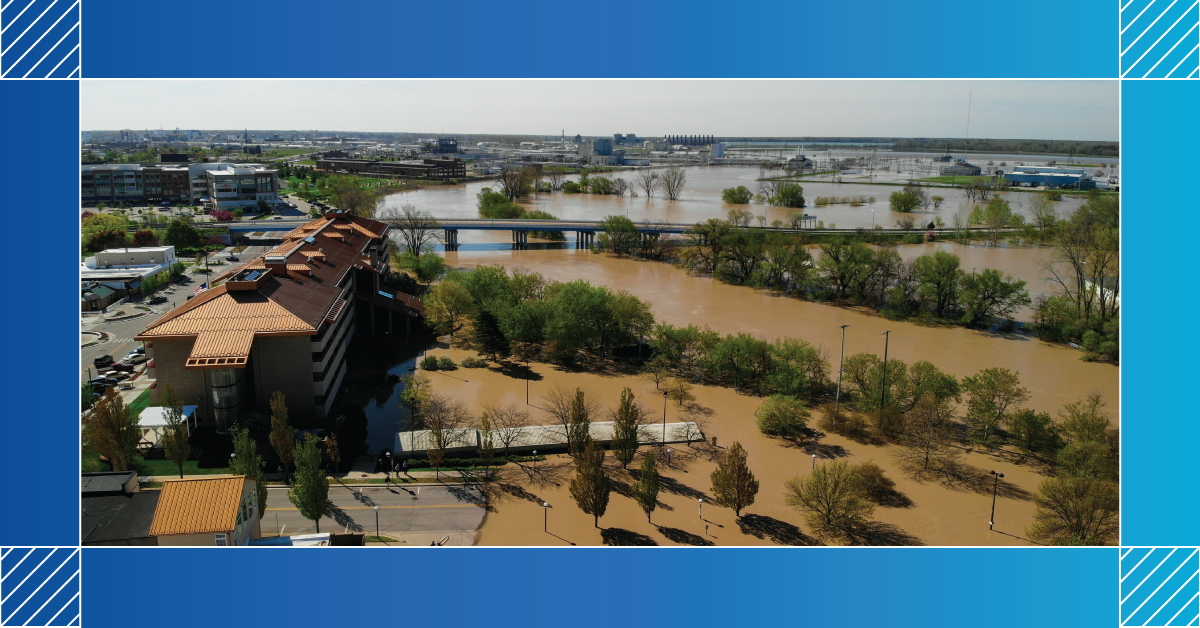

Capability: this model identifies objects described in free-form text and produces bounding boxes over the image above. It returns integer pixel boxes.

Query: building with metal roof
[149,476,260,546]
[136,212,424,432]
[1002,166,1097,190]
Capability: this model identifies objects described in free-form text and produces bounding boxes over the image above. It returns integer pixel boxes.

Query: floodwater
[378,165,1093,232]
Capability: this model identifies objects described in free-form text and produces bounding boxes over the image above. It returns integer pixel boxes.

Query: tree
[330,178,377,217]
[1008,409,1064,461]
[930,195,945,209]
[481,403,530,457]
[159,385,191,478]
[767,183,805,208]
[132,229,157,247]
[424,393,472,479]
[472,309,510,360]
[913,251,963,318]
[545,167,567,192]
[754,394,809,439]
[897,393,959,470]
[660,166,687,200]
[425,280,474,336]
[380,203,441,261]
[567,388,594,458]
[980,197,1015,246]
[611,387,645,469]
[1027,477,1118,545]
[287,435,329,533]
[569,442,611,528]
[83,388,140,472]
[637,170,659,198]
[889,189,922,213]
[959,269,1030,328]
[633,451,661,523]
[230,428,267,518]
[1057,393,1111,444]
[497,165,536,201]
[268,391,296,478]
[163,219,201,249]
[962,368,1029,442]
[600,215,639,257]
[722,186,753,204]
[399,371,432,433]
[710,441,759,517]
[784,460,875,541]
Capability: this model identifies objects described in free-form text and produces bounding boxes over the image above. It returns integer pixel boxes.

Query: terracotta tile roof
[149,476,248,536]
[139,291,315,338]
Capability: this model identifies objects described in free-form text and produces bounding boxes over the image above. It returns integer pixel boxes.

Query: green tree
[287,435,329,532]
[472,309,510,360]
[710,441,759,517]
[163,219,201,249]
[767,182,805,208]
[268,392,296,478]
[159,385,191,478]
[980,197,1015,246]
[962,368,1029,442]
[611,388,643,469]
[83,388,140,472]
[754,394,809,438]
[1057,393,1111,444]
[784,459,875,541]
[600,215,639,257]
[568,388,594,458]
[425,280,474,337]
[569,442,611,528]
[766,337,829,400]
[898,393,959,471]
[1008,409,1064,461]
[722,186,753,204]
[633,450,661,523]
[913,251,963,318]
[230,428,267,519]
[1027,477,1118,546]
[889,189,921,213]
[959,269,1031,328]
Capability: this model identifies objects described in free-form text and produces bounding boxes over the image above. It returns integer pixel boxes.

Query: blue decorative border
[2,1,1197,626]
[1,548,80,627]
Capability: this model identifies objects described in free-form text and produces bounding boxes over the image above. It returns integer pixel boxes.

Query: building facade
[137,213,423,430]
[314,157,466,180]
[82,162,278,207]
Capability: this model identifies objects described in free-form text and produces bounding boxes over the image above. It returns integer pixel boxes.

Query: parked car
[148,296,167,304]
[88,377,119,391]
[227,255,240,262]
[129,347,145,355]
[123,354,147,365]
[271,215,283,220]
[93,355,114,368]
[100,370,128,381]
[118,382,135,390]
[111,362,135,372]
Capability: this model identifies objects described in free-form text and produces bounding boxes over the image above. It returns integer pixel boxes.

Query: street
[263,484,488,545]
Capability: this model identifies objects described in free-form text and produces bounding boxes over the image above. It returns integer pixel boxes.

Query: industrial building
[578,138,614,157]
[940,161,982,176]
[136,212,424,431]
[1003,166,1097,190]
[315,157,466,180]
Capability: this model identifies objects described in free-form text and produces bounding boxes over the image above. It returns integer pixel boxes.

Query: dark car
[88,377,119,391]
[111,362,135,372]
[93,355,114,368]
[148,296,167,304]
[227,255,240,262]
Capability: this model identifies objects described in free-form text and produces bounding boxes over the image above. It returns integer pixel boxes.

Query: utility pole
[880,330,892,410]
[835,325,849,413]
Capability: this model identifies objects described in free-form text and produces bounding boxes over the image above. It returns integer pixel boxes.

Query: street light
[836,324,849,413]
[532,450,537,474]
[812,454,817,470]
[989,471,1004,530]
[374,505,380,539]
[666,448,673,466]
[543,502,550,532]
[662,390,669,446]
[880,330,892,410]
[698,498,704,520]
[385,451,392,483]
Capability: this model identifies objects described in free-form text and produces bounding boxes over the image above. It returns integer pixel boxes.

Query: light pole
[662,390,668,446]
[989,471,1004,530]
[666,448,673,467]
[812,454,817,470]
[526,378,529,405]
[698,498,704,520]
[543,502,550,532]
[385,452,391,484]
[880,330,892,410]
[374,505,380,539]
[532,450,537,474]
[836,324,849,413]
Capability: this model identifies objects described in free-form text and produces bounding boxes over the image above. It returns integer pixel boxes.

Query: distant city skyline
[82,80,1118,141]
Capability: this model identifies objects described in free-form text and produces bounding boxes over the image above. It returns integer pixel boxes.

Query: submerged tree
[633,450,661,524]
[710,441,759,517]
[569,442,611,528]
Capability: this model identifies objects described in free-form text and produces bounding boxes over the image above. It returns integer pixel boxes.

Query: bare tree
[425,393,474,479]
[497,165,536,201]
[612,177,629,197]
[481,402,531,457]
[897,393,959,471]
[379,203,441,261]
[660,166,687,200]
[637,170,659,198]
[541,384,602,454]
[544,167,567,192]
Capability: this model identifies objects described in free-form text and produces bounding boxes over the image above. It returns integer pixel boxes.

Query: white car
[122,354,147,365]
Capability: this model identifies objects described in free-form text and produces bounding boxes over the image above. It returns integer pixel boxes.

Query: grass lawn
[127,391,152,420]
[82,448,232,477]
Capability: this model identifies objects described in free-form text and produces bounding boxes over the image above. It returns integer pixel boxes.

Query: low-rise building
[940,161,983,176]
[81,246,178,303]
[314,157,466,180]
[149,476,261,546]
[136,213,423,430]
[82,471,159,546]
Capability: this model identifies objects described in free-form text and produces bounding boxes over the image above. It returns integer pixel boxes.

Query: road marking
[266,503,486,511]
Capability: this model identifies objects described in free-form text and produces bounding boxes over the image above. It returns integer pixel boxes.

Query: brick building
[315,157,466,180]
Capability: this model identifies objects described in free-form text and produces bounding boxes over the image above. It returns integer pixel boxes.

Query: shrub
[722,186,753,204]
[755,394,809,438]
[461,356,488,368]
[211,210,234,222]
[855,461,897,504]
[420,356,440,370]
[437,356,457,370]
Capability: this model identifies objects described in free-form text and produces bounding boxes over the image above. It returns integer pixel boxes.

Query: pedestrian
[402,460,408,476]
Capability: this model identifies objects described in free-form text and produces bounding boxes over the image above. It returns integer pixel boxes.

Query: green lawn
[136,459,232,477]
[127,391,152,420]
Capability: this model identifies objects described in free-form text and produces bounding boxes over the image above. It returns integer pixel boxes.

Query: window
[214,534,228,546]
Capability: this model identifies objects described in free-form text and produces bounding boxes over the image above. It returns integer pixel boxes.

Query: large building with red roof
[136,212,424,431]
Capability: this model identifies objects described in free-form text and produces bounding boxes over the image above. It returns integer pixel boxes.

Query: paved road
[263,484,488,544]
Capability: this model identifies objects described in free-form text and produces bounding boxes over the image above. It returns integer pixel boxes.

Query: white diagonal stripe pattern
[1121,547,1200,627]
[1120,0,1200,78]
[0,0,81,79]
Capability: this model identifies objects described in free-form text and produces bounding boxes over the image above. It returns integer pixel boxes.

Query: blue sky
[81,80,1118,141]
